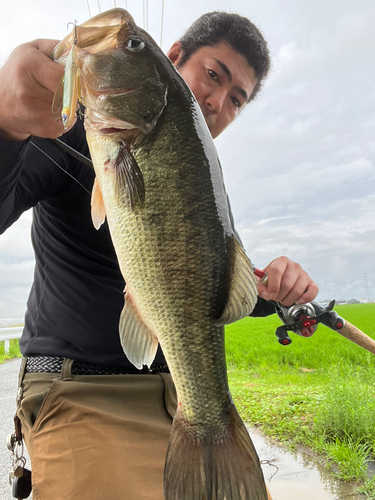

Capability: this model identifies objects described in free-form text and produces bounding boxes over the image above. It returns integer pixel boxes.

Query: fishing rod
[51,138,93,168]
[253,267,375,355]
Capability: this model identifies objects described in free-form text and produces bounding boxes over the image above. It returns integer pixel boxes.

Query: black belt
[25,356,169,375]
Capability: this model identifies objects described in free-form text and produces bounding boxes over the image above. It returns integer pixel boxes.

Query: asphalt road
[0,358,29,500]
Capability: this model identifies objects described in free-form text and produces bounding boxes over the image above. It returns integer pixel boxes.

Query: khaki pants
[17,358,273,500]
[17,358,177,500]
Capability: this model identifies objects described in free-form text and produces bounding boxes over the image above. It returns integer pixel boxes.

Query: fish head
[80,19,168,135]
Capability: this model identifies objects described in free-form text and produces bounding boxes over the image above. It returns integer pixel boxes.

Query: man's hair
[177,11,271,102]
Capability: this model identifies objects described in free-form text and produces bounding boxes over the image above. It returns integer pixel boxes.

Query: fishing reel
[273,299,345,345]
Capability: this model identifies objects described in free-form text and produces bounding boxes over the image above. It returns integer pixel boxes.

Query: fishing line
[30,141,92,196]
[160,0,165,47]
[146,0,149,31]
[86,0,92,17]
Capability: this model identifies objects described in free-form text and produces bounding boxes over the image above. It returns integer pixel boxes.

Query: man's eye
[231,96,241,108]
[208,70,218,81]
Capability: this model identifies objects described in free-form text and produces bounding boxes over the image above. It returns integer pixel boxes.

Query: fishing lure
[61,22,82,130]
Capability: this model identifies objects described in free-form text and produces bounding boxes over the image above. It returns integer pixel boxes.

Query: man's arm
[250,297,276,317]
[0,39,68,142]
[0,39,76,232]
[0,135,31,232]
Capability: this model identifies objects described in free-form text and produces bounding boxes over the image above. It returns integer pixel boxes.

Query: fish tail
[164,405,268,500]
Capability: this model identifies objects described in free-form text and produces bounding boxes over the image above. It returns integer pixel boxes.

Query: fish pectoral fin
[114,142,145,210]
[119,290,158,370]
[91,177,106,229]
[216,237,258,325]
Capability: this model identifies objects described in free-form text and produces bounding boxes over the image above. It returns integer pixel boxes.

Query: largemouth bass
[54,9,268,500]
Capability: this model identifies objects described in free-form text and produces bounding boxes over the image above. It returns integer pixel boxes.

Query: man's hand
[257,256,319,306]
[0,39,71,141]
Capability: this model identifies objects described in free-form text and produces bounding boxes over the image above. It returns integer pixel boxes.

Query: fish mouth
[84,108,138,133]
[100,127,128,134]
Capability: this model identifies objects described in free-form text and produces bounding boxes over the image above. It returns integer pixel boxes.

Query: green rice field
[226,303,375,372]
[226,303,375,492]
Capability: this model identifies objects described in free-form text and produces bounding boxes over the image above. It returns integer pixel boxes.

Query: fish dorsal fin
[91,177,106,229]
[217,237,258,325]
[115,142,145,210]
[119,287,158,369]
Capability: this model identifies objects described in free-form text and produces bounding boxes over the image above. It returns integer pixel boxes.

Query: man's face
[167,41,258,139]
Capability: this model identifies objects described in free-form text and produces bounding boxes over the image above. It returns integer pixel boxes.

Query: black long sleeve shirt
[0,120,275,367]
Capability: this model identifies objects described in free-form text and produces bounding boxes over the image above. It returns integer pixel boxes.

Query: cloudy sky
[0,0,374,319]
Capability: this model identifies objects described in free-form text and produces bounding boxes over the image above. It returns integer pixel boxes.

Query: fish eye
[125,37,145,52]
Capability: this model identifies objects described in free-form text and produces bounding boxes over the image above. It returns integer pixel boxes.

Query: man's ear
[167,41,183,66]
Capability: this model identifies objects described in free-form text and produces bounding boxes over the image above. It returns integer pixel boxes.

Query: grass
[357,477,375,499]
[226,303,375,492]
[314,371,375,449]
[0,338,22,363]
[323,437,369,481]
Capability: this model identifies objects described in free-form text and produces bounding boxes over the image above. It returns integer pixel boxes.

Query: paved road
[0,358,29,500]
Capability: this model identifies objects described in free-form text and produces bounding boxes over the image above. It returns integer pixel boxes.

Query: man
[0,11,318,500]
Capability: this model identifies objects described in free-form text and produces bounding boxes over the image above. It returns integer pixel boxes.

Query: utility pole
[364,272,372,303]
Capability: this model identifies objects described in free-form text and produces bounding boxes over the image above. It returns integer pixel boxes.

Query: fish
[54,9,268,500]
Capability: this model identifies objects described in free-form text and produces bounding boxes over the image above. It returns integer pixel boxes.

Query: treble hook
[67,20,79,45]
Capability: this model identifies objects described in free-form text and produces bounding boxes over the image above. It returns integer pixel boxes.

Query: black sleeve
[250,297,276,317]
[0,121,88,235]
[0,135,31,233]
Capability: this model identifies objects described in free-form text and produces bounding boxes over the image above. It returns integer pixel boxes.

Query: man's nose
[204,91,225,114]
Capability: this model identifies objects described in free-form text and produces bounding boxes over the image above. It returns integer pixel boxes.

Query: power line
[160,0,165,47]
[145,0,149,31]
[86,0,92,17]
[364,272,372,303]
